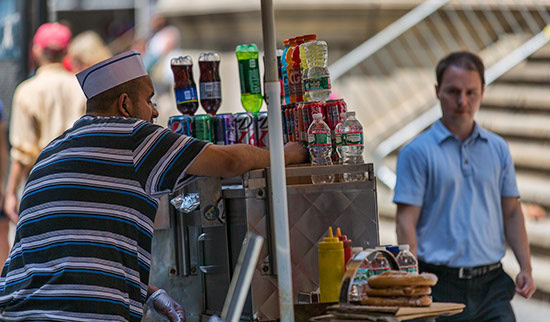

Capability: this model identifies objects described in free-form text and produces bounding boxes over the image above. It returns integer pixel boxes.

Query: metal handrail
[328,0,450,81]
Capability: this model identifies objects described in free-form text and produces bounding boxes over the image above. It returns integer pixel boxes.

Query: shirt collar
[432,119,488,144]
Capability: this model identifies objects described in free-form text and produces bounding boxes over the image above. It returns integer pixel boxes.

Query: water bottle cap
[303,34,317,41]
[313,113,322,119]
[399,244,410,251]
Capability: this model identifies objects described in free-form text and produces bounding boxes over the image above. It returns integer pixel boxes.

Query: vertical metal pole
[260,1,295,321]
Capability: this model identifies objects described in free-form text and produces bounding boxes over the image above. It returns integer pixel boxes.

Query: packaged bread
[363,285,431,297]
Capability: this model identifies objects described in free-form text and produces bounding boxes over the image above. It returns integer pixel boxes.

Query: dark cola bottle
[171,56,199,115]
[199,52,222,115]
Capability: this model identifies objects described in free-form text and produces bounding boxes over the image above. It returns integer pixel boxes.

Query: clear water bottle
[305,40,331,102]
[307,113,334,184]
[396,244,418,274]
[341,111,366,182]
[333,112,347,182]
[368,248,391,277]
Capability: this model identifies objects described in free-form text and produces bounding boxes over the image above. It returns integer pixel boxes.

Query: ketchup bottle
[199,52,222,115]
[336,227,353,270]
[171,56,199,115]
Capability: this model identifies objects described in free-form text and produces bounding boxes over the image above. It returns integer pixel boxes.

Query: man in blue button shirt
[394,51,535,321]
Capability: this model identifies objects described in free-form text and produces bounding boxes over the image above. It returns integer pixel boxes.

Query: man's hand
[283,142,307,165]
[146,289,185,321]
[516,269,536,299]
[3,192,19,224]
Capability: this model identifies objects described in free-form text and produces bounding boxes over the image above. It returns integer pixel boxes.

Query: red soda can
[285,104,295,142]
[256,112,269,148]
[325,99,348,131]
[235,112,257,146]
[301,102,314,136]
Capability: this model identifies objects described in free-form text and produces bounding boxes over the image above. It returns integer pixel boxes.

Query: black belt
[419,260,502,280]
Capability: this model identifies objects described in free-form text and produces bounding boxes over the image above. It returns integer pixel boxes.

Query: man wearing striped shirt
[0,51,306,321]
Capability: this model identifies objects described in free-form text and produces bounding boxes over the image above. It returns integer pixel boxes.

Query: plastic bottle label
[308,132,332,147]
[400,266,418,274]
[238,59,261,95]
[305,76,331,92]
[353,268,369,284]
[368,266,390,277]
[343,132,363,146]
[290,69,303,99]
[175,87,198,104]
[335,134,343,146]
[200,82,221,99]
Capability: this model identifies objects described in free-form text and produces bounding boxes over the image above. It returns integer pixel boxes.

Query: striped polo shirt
[0,116,209,321]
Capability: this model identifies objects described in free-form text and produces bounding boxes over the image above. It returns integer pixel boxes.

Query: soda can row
[168,112,269,148]
[281,98,347,144]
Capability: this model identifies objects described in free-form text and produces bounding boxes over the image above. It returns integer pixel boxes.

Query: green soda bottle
[236,44,263,114]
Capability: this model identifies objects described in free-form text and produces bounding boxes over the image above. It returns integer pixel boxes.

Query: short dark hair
[436,51,485,87]
[86,77,144,113]
[42,48,66,63]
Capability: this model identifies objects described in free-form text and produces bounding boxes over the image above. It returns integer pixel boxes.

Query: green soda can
[192,114,214,142]
[236,44,263,115]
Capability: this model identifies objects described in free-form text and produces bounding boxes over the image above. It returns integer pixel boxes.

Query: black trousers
[419,261,516,322]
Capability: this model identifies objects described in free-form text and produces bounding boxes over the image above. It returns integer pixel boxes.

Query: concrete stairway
[376,43,550,301]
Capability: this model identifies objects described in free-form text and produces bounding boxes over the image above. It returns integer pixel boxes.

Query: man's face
[132,77,159,123]
[436,66,484,125]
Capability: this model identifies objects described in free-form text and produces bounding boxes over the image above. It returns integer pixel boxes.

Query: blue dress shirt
[393,119,519,267]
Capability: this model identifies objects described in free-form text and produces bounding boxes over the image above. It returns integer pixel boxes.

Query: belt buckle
[458,267,473,279]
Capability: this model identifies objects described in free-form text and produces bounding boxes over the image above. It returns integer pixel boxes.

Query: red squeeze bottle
[336,227,353,270]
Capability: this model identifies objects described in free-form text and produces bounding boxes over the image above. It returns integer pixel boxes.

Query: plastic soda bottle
[281,39,291,105]
[305,39,331,102]
[396,244,419,274]
[318,227,345,303]
[307,113,334,184]
[236,44,263,115]
[300,34,317,102]
[170,56,199,115]
[369,248,391,277]
[341,111,366,182]
[290,36,305,103]
[198,52,222,116]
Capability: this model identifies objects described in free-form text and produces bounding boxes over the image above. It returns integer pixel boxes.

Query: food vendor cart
[148,163,380,321]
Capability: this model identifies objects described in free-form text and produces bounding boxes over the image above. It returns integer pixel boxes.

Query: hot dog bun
[363,285,431,297]
[361,295,432,307]
[367,270,438,289]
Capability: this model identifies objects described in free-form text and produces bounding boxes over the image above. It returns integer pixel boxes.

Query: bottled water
[396,244,418,274]
[369,248,391,277]
[305,40,331,102]
[299,34,317,102]
[341,111,366,182]
[333,112,347,182]
[307,113,334,184]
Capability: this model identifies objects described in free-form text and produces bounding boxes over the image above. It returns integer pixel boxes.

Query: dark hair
[436,51,485,87]
[42,48,66,63]
[86,77,144,113]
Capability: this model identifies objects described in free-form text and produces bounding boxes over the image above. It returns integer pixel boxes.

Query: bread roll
[363,285,431,297]
[361,295,432,307]
[368,270,438,289]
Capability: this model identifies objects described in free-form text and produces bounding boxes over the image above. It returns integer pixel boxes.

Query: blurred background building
[1,0,550,319]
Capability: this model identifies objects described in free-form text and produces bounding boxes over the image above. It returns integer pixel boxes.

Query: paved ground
[512,296,550,321]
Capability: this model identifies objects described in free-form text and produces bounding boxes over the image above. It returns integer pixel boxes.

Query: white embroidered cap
[76,50,148,99]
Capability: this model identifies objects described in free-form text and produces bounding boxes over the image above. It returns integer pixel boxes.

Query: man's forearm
[0,123,7,186]
[504,205,532,272]
[5,160,30,195]
[396,221,418,257]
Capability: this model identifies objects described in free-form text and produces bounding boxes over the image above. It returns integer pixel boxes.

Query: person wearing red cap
[3,23,86,224]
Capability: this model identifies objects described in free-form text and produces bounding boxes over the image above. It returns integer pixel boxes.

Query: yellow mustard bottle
[318,226,345,302]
